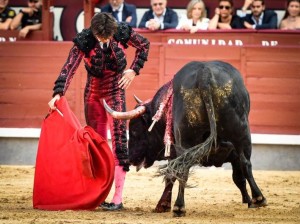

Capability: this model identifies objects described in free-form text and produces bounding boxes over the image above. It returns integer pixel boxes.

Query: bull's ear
[141,110,151,123]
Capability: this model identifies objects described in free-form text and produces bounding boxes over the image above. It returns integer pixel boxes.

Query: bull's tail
[160,66,217,182]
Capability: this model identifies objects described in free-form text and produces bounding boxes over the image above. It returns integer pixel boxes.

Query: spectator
[208,0,244,29]
[240,0,278,29]
[10,0,42,38]
[138,0,178,30]
[176,0,209,33]
[100,0,137,28]
[279,0,300,30]
[0,0,16,30]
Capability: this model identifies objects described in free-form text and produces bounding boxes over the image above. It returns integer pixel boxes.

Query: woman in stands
[279,0,300,30]
[208,0,245,29]
[176,0,209,33]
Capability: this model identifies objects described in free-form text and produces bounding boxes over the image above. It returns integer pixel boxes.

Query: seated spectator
[240,0,278,29]
[208,0,245,29]
[279,0,300,30]
[176,0,209,33]
[100,0,137,28]
[138,0,178,30]
[10,0,42,38]
[0,0,16,30]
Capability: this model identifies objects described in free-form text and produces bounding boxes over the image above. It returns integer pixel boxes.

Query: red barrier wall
[0,31,299,134]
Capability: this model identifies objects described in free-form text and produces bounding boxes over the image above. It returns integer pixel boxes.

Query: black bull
[104,61,267,217]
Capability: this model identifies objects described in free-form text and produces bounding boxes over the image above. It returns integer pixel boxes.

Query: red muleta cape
[33,96,114,210]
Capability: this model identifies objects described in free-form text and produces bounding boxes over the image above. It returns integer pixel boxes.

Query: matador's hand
[48,94,61,110]
[118,69,136,89]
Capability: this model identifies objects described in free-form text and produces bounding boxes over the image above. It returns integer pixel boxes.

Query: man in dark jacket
[240,0,277,29]
[138,0,178,30]
[100,0,137,28]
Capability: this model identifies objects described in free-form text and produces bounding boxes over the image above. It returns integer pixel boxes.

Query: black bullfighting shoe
[102,202,124,211]
[100,201,110,208]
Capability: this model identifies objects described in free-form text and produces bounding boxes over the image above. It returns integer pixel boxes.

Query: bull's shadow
[104,60,267,217]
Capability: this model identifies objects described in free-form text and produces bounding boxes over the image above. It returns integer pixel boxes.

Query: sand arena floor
[0,165,299,224]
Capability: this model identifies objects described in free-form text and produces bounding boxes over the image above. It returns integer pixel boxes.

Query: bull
[103,61,267,217]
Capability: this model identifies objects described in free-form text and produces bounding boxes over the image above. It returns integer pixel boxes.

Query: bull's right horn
[103,99,146,120]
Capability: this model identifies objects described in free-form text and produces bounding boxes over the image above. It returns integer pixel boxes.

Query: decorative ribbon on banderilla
[148,81,174,157]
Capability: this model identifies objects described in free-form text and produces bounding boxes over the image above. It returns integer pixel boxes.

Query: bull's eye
[130,131,137,137]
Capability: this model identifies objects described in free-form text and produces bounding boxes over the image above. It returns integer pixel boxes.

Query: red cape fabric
[33,97,114,210]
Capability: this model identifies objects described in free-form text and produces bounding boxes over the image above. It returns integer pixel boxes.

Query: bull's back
[173,61,249,112]
[174,61,245,90]
[172,60,250,143]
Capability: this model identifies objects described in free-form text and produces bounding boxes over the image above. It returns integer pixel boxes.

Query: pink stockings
[111,165,126,204]
[84,75,128,204]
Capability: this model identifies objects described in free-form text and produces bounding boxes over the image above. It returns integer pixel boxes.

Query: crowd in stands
[1,0,299,39]
[98,0,299,31]
[0,0,42,38]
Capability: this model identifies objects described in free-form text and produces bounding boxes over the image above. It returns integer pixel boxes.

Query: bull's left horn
[103,99,146,120]
[133,95,143,104]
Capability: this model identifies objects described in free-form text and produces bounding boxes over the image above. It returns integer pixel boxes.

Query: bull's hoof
[248,196,267,208]
[172,206,186,217]
[154,202,171,213]
[242,196,251,204]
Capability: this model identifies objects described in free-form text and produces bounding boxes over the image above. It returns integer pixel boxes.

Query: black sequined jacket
[52,22,150,97]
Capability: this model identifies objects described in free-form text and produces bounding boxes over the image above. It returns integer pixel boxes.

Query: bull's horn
[133,95,143,104]
[103,99,146,120]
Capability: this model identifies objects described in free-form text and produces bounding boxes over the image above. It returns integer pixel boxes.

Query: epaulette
[73,28,97,54]
[113,22,132,49]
